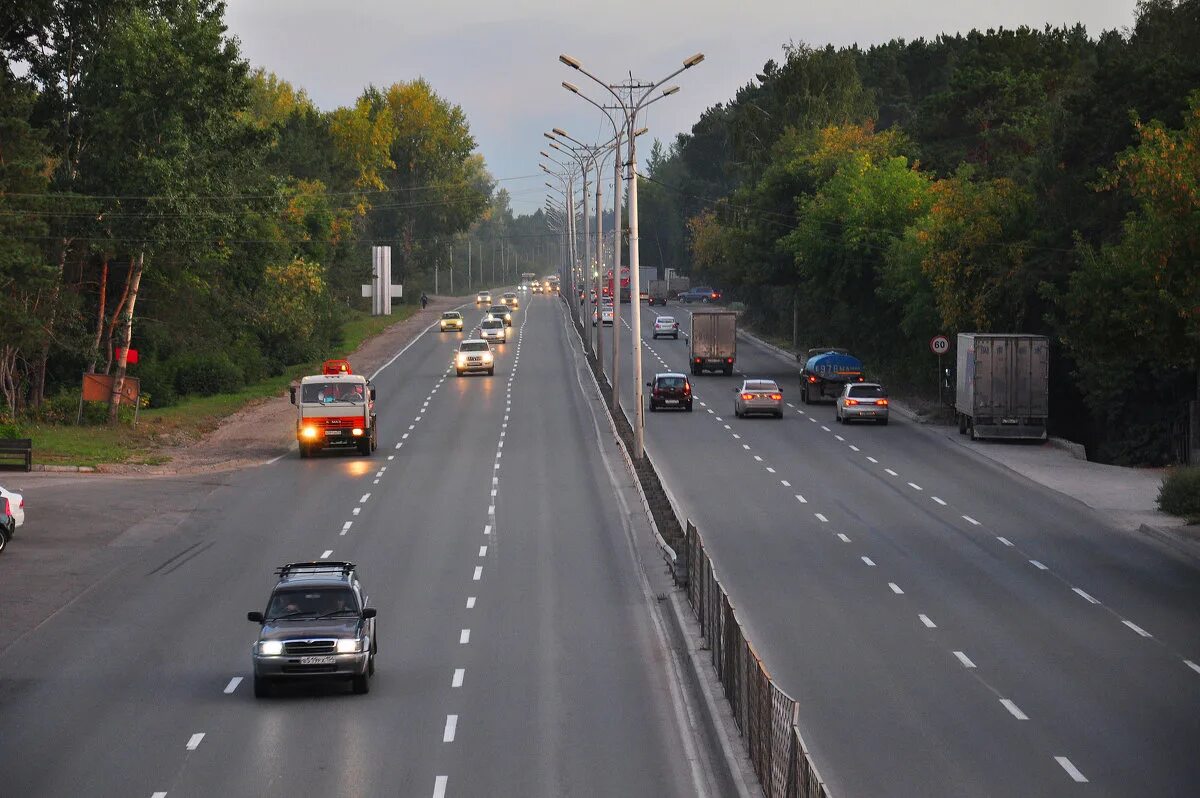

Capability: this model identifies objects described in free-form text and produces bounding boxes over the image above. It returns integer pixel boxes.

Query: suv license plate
[299,655,337,664]
[665,399,679,405]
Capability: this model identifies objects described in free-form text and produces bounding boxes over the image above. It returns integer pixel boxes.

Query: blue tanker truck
[799,347,865,404]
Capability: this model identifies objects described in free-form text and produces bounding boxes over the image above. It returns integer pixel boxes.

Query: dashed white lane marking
[809,417,817,423]
[867,456,878,463]
[186,733,205,750]
[849,445,860,452]
[1184,660,1200,676]
[352,507,361,516]
[742,444,751,450]
[953,651,977,669]
[707,409,714,414]
[402,433,409,439]
[360,493,371,503]
[1072,587,1099,604]
[889,583,904,595]
[473,566,483,581]
[490,489,497,497]
[962,515,981,525]
[795,494,807,503]
[488,505,495,515]
[415,416,423,422]
[723,424,731,430]
[834,434,844,441]
[732,433,741,439]
[919,614,936,629]
[781,480,791,487]
[753,455,763,462]
[766,466,776,473]
[786,402,795,408]
[884,468,898,476]
[932,496,946,505]
[388,455,394,461]
[484,524,492,535]
[907,482,922,491]
[223,677,242,694]
[433,775,449,797]
[320,550,332,559]
[1123,620,1152,638]
[1055,756,1088,783]
[443,714,458,742]
[814,513,829,523]
[152,793,168,798]
[373,479,380,485]
[498,440,504,448]
[395,442,402,449]
[478,546,487,557]
[408,424,415,431]
[459,629,470,644]
[715,416,723,422]
[452,669,465,688]
[837,533,851,543]
[1000,699,1029,720]
[341,521,352,534]
[862,556,876,567]
[997,536,1013,546]
[1030,560,1048,570]
[821,425,831,432]
[466,596,476,609]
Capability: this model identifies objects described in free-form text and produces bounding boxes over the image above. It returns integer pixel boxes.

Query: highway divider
[564,295,830,798]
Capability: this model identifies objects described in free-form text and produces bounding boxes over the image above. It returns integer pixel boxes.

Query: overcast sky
[224,0,1138,214]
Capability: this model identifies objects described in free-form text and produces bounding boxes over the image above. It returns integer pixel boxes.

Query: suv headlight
[336,638,363,654]
[258,640,283,656]
[482,352,493,363]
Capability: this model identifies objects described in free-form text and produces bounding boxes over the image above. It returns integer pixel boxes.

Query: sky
[223,0,1139,214]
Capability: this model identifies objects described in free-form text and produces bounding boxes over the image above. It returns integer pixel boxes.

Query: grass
[20,306,415,468]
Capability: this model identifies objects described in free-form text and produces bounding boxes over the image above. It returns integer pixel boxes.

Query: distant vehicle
[678,286,721,304]
[0,485,24,530]
[652,315,680,339]
[289,366,377,458]
[439,311,464,332]
[520,272,537,290]
[502,292,519,309]
[836,383,889,425]
[800,348,864,404]
[0,494,17,554]
[647,372,693,411]
[247,561,377,697]
[487,305,513,326]
[605,267,631,302]
[531,282,543,294]
[480,317,507,344]
[593,305,614,326]
[689,310,737,375]
[954,333,1049,440]
[475,292,492,306]
[456,339,495,376]
[734,379,783,418]
[647,281,671,306]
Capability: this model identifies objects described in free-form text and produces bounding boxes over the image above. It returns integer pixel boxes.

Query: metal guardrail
[685,520,831,798]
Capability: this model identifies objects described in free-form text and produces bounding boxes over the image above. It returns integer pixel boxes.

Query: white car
[455,339,495,376]
[593,305,614,326]
[652,316,679,339]
[0,485,24,528]
[480,317,507,344]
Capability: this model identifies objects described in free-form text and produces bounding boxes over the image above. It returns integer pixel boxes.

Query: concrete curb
[1049,437,1088,461]
[1137,522,1200,561]
[31,464,96,473]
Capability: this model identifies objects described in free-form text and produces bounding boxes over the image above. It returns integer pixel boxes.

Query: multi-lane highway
[0,295,707,798]
[591,297,1200,797]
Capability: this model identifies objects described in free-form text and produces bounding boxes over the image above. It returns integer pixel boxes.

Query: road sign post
[930,335,950,406]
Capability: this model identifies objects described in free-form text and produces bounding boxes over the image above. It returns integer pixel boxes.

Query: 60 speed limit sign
[929,335,950,355]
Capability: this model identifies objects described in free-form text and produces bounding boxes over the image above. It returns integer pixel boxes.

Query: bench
[0,438,32,471]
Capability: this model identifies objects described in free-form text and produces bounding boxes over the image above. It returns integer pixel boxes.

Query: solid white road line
[443,715,458,742]
[919,614,936,629]
[814,513,829,523]
[186,733,205,750]
[1055,756,1088,783]
[1030,560,1048,570]
[962,515,981,525]
[223,677,242,694]
[433,775,449,798]
[459,629,470,644]
[473,566,483,581]
[889,583,904,595]
[795,494,807,503]
[1073,587,1100,604]
[1123,620,1152,638]
[837,533,851,543]
[452,669,465,688]
[996,536,1013,546]
[862,556,876,566]
[466,596,476,609]
[932,496,947,505]
[953,651,976,669]
[320,550,332,559]
[1000,699,1029,720]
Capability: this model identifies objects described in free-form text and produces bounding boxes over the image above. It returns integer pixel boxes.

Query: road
[0,295,704,798]
[588,296,1200,797]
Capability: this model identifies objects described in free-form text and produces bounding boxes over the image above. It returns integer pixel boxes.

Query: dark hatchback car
[647,372,693,412]
[247,561,377,697]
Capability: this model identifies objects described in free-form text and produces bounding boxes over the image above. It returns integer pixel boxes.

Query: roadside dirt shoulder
[98,295,471,476]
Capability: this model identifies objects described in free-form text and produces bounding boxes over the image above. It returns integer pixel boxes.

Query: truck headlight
[336,638,363,654]
[351,428,364,436]
[259,640,283,656]
[301,426,319,440]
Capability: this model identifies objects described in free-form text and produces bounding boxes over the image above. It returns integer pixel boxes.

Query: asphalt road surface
[587,296,1200,798]
[0,295,703,798]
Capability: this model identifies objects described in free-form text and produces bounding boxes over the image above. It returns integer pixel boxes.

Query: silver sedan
[836,383,889,424]
[733,379,783,418]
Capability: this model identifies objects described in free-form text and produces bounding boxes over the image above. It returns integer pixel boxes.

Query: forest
[0,0,525,421]
[629,0,1198,464]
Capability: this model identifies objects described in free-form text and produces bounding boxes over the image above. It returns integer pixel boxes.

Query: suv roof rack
[275,561,356,578]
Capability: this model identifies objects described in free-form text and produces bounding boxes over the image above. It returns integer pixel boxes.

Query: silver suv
[247,561,377,697]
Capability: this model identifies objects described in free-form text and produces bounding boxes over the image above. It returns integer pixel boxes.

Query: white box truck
[955,333,1049,440]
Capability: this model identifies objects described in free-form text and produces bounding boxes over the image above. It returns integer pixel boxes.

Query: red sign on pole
[115,347,139,365]
[929,335,950,356]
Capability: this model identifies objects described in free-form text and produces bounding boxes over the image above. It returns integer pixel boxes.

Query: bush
[172,352,245,397]
[1158,467,1200,523]
[134,358,179,408]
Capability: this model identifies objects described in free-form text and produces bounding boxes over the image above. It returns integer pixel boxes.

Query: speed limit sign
[929,335,950,355]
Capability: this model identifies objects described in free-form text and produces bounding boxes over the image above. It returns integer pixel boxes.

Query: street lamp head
[634,126,649,138]
[549,141,563,151]
[539,150,551,158]
[542,131,556,141]
[552,127,569,137]
[562,81,580,94]
[661,85,680,97]
[683,52,705,68]
[559,54,582,70]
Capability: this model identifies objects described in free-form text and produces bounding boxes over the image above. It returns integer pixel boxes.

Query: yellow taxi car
[439,311,464,332]
[475,292,492,306]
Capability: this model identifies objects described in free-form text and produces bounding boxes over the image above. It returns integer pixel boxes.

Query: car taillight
[858,376,865,381]
[695,357,702,363]
[876,399,888,406]
[770,394,782,400]
[683,384,691,395]
[741,393,754,400]
[726,358,733,363]
[808,375,817,383]
[845,399,859,406]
